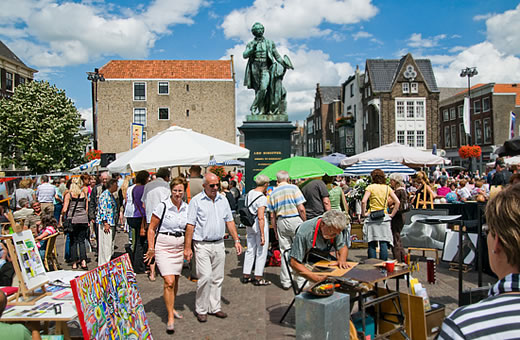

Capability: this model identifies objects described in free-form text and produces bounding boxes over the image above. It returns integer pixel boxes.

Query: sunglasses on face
[208,184,219,188]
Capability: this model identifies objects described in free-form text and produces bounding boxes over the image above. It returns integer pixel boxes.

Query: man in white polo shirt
[184,173,242,323]
[36,175,56,215]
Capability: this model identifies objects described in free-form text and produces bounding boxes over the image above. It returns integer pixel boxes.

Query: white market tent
[107,126,250,173]
[343,159,416,176]
[69,159,100,173]
[340,142,450,168]
[486,155,520,168]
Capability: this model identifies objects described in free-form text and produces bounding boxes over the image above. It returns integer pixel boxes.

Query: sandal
[166,322,174,334]
[240,276,252,284]
[148,273,156,282]
[253,278,271,286]
[173,311,183,319]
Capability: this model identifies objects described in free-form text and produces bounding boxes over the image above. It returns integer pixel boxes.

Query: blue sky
[1,0,520,130]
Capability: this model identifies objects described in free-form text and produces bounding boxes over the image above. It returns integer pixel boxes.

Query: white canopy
[486,155,520,167]
[107,126,250,172]
[340,142,451,167]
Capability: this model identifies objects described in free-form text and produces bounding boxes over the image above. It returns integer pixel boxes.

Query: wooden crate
[350,223,368,248]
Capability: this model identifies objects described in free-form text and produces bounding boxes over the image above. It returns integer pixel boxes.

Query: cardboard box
[350,223,368,248]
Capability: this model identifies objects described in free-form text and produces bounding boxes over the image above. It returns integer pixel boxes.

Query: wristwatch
[234,240,240,243]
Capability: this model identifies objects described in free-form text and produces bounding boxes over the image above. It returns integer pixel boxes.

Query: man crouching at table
[290,210,350,283]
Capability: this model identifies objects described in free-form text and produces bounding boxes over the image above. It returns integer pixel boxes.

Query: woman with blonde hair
[439,184,520,338]
[62,177,89,270]
[15,178,36,209]
[361,169,400,260]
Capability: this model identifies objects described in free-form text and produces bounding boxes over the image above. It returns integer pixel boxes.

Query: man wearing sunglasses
[184,173,242,323]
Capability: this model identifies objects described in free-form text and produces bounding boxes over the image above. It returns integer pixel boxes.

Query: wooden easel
[415,184,434,209]
[1,219,50,305]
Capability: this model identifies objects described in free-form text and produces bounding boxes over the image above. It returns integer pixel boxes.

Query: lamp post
[86,68,105,150]
[460,66,478,172]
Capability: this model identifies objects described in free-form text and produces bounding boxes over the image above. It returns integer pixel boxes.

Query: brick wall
[97,79,236,153]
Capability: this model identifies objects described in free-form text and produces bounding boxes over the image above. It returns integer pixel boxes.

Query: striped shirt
[36,183,56,203]
[268,183,306,218]
[438,273,520,340]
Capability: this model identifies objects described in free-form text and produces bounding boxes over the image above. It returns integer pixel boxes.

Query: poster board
[71,254,152,339]
[131,123,144,149]
[441,230,478,265]
[12,230,49,290]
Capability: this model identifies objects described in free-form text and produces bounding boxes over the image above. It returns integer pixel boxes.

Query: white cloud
[407,33,447,48]
[473,13,493,21]
[0,0,207,68]
[221,0,378,42]
[449,46,466,53]
[352,31,372,40]
[226,42,353,123]
[433,42,520,87]
[485,3,520,56]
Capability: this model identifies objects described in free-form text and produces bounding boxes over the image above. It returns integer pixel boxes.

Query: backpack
[238,193,262,227]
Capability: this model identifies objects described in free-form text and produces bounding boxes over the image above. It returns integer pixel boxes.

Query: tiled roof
[366,55,439,93]
[0,40,28,67]
[454,83,485,96]
[320,86,341,104]
[494,84,520,106]
[99,60,233,79]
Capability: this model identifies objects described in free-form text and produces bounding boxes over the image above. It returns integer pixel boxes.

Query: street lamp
[86,68,105,150]
[460,66,478,171]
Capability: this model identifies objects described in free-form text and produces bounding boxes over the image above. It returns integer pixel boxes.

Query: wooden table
[0,287,78,340]
[340,259,411,340]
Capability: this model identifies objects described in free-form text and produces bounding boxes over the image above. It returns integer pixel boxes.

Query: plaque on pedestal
[238,119,296,192]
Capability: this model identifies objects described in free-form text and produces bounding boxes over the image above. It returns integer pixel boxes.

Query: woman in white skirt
[361,169,400,261]
[145,177,187,334]
[241,175,271,285]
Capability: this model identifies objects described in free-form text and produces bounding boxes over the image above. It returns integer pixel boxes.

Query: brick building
[96,59,236,153]
[439,83,520,169]
[306,84,341,157]
[362,53,440,151]
[340,66,364,156]
[0,40,37,99]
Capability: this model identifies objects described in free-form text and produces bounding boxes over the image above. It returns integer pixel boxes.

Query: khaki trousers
[194,240,225,315]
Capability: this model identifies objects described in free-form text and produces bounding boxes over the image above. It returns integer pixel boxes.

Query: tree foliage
[0,80,88,173]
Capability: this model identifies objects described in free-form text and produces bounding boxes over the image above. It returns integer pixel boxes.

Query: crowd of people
[1,156,519,338]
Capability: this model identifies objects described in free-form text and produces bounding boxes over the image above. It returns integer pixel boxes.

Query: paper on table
[312,260,358,277]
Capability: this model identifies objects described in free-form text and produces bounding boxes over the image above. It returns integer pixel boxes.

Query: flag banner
[131,123,144,149]
[511,111,516,139]
[463,97,471,135]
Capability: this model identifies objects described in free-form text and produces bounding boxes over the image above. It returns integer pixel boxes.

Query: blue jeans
[368,241,389,261]
[64,233,71,261]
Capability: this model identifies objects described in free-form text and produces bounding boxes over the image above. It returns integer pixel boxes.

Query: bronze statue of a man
[243,22,293,115]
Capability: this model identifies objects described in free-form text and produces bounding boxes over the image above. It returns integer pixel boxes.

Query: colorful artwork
[71,254,152,340]
[12,230,48,290]
[131,123,144,149]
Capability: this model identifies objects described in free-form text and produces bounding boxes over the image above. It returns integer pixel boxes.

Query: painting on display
[12,230,48,290]
[131,123,144,149]
[70,254,153,339]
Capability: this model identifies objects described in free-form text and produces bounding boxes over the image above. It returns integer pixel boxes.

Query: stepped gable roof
[319,86,341,104]
[366,55,439,93]
[99,60,233,80]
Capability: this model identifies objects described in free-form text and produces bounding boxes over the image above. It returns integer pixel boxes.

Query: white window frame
[450,107,456,120]
[475,119,482,144]
[444,126,451,148]
[459,123,466,146]
[451,125,457,148]
[474,99,481,114]
[158,107,169,120]
[133,108,147,127]
[416,130,425,148]
[395,98,427,149]
[458,105,463,118]
[397,130,405,145]
[443,109,449,122]
[402,83,409,94]
[5,72,14,92]
[411,82,418,94]
[158,81,169,95]
[482,97,490,112]
[396,101,405,119]
[483,118,491,143]
[133,82,146,101]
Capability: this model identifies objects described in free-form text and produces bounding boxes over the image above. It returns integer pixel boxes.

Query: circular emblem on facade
[403,65,417,81]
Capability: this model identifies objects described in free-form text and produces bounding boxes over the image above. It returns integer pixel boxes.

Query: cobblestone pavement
[55,228,496,339]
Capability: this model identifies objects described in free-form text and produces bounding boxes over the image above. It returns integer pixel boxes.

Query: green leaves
[0,80,88,173]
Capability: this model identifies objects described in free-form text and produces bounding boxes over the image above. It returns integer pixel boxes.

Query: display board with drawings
[442,230,478,265]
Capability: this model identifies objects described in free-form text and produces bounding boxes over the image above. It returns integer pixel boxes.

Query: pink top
[437,187,451,197]
[37,226,57,249]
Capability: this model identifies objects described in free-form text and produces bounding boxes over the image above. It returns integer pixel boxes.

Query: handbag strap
[312,218,322,248]
[154,202,167,240]
[383,185,389,210]
[246,192,262,213]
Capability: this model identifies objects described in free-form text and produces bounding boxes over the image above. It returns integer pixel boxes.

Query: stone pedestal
[295,292,350,340]
[238,121,295,192]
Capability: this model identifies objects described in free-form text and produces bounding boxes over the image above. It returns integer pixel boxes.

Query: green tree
[0,80,88,173]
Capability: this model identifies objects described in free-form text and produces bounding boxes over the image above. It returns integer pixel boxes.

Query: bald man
[184,173,242,323]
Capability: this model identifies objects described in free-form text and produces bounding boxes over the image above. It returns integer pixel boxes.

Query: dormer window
[402,83,409,94]
[411,82,418,93]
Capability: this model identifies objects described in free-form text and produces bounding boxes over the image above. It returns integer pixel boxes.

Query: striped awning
[343,159,416,176]
[208,159,245,166]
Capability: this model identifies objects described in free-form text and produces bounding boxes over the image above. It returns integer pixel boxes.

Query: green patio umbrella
[255,156,343,181]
